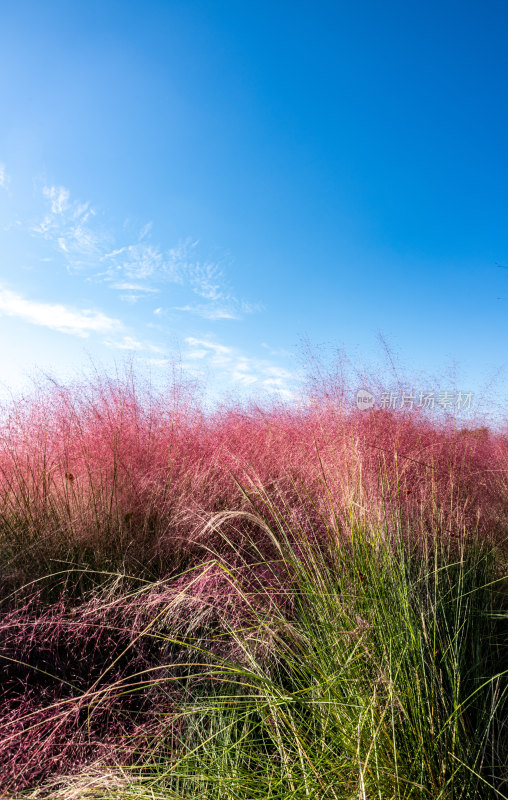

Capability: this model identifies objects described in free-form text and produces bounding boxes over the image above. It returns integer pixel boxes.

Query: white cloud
[185,337,234,357]
[174,304,238,320]
[142,357,171,367]
[104,335,144,351]
[186,348,208,360]
[104,336,167,354]
[147,342,167,354]
[184,336,296,398]
[231,370,258,386]
[0,164,9,190]
[101,242,165,280]
[0,286,123,338]
[32,185,104,263]
[261,343,293,358]
[261,365,293,379]
[31,188,258,322]
[138,221,153,240]
[188,260,224,300]
[110,282,159,293]
[42,185,70,214]
[18,180,277,393]
[0,174,295,405]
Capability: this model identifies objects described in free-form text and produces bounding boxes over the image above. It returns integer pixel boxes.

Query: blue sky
[0,0,507,417]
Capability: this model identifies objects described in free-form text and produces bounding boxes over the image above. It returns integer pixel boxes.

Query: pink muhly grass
[0,364,506,793]
[0,369,505,581]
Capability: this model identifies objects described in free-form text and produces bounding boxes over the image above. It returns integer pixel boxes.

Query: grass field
[0,370,506,798]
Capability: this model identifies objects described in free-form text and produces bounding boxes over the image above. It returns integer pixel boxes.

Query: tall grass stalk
[94,470,508,800]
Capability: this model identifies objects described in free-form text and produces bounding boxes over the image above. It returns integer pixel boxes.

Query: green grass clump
[101,482,507,800]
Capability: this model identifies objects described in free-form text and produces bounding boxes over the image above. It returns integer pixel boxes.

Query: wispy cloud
[186,338,234,356]
[187,259,224,300]
[104,335,144,351]
[184,336,296,398]
[31,186,257,318]
[101,242,166,281]
[110,282,160,293]
[32,185,104,266]
[104,335,166,353]
[0,164,9,190]
[6,177,286,399]
[0,286,123,338]
[43,185,70,214]
[173,304,239,320]
[111,281,161,304]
